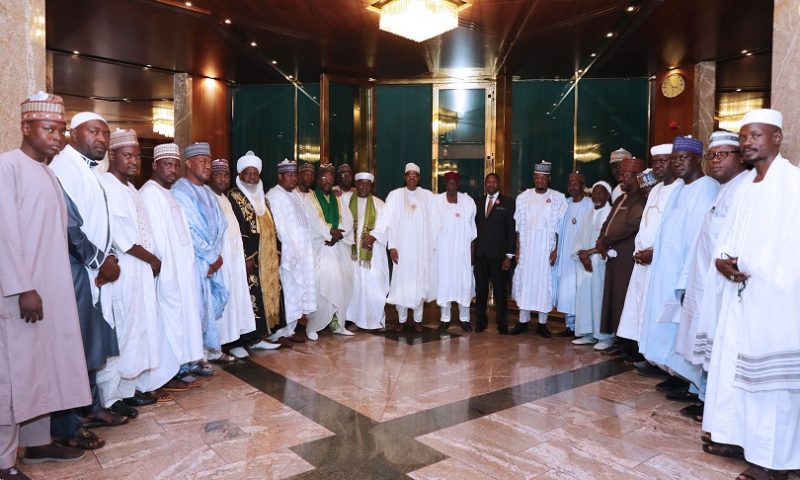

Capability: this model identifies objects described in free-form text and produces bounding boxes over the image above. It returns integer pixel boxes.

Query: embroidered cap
[21,92,65,123]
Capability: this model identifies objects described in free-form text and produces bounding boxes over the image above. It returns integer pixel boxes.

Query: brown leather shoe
[289,333,306,343]
[395,322,405,333]
[413,322,423,333]
[276,337,293,348]
[23,442,86,464]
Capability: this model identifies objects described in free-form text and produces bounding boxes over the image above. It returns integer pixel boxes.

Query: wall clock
[661,73,686,98]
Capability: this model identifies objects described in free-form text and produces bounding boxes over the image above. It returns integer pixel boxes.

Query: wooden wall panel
[192,77,230,160]
[650,67,695,146]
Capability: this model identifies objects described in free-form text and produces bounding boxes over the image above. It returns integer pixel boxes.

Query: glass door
[432,83,495,197]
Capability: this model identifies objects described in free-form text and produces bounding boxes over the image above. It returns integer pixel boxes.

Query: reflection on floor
[19,309,800,480]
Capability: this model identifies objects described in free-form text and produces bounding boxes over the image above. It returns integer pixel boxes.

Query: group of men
[536,109,798,480]
[1,90,797,480]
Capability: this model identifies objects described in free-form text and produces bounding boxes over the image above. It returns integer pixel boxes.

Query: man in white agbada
[384,163,440,332]
[301,164,354,340]
[609,148,631,203]
[702,109,800,477]
[432,171,476,332]
[207,158,257,358]
[552,172,592,337]
[139,143,203,391]
[345,172,390,331]
[511,160,568,338]
[616,143,680,356]
[571,182,612,346]
[665,131,748,418]
[637,136,719,381]
[97,129,162,418]
[266,160,316,343]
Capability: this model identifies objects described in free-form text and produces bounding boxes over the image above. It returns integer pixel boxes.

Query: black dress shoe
[601,345,622,356]
[655,376,690,393]
[109,401,138,419]
[510,323,528,335]
[498,326,509,335]
[460,322,473,332]
[438,322,449,331]
[475,323,487,333]
[123,391,157,407]
[537,323,552,338]
[636,364,671,379]
[556,327,575,338]
[666,390,698,402]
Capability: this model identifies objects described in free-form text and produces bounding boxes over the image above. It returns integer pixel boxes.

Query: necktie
[486,194,495,217]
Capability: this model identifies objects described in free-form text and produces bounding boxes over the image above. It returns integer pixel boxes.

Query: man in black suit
[473,173,516,334]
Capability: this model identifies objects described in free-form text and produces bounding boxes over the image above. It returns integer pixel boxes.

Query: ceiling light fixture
[746,52,753,56]
[626,5,635,12]
[606,32,614,37]
[369,0,471,43]
[741,49,748,54]
[72,50,80,55]
[271,60,277,64]
[590,53,596,57]
[153,102,175,138]
[736,88,742,92]
[250,41,257,47]
[224,18,231,24]
[185,1,192,6]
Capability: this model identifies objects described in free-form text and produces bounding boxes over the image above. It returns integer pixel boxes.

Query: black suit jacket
[473,193,516,260]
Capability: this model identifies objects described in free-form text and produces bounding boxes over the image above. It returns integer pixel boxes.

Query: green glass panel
[297,84,321,167]
[329,82,356,169]
[375,85,433,199]
[437,88,485,198]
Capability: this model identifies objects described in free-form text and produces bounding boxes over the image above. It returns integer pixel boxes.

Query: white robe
[383,187,440,309]
[672,171,748,377]
[97,175,161,402]
[703,156,800,470]
[346,195,390,330]
[214,192,257,345]
[139,180,203,367]
[553,197,593,316]
[432,192,477,307]
[573,204,612,337]
[616,180,681,341]
[512,188,568,312]
[302,192,354,334]
[49,144,114,325]
[266,186,316,322]
[638,176,719,367]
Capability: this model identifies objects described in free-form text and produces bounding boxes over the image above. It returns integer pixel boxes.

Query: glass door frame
[431,82,496,193]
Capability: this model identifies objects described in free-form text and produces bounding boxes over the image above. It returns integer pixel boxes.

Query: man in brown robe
[0,93,91,478]
[596,157,646,353]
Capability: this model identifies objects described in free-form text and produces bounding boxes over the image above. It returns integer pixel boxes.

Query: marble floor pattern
[17,308,800,480]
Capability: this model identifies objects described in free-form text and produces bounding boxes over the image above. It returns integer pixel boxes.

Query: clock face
[661,73,686,98]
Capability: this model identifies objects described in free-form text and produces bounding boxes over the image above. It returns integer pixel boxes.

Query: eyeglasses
[703,150,740,161]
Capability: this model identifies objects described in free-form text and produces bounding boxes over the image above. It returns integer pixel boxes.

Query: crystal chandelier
[152,103,174,138]
[370,0,469,43]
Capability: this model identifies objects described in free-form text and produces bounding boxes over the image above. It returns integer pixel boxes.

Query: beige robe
[0,149,91,425]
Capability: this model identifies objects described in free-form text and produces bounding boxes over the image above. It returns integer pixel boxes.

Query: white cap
[650,144,673,156]
[708,131,740,149]
[354,172,374,182]
[405,162,420,174]
[70,111,107,129]
[237,150,262,174]
[741,108,783,129]
[592,180,612,194]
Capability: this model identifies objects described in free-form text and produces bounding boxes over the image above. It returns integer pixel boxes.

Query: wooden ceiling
[46,0,774,132]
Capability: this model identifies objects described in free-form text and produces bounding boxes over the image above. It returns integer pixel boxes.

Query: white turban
[592,181,612,194]
[355,172,374,182]
[405,162,420,174]
[70,112,107,129]
[237,150,262,173]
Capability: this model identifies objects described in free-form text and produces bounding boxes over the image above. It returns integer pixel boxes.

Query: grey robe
[0,149,91,425]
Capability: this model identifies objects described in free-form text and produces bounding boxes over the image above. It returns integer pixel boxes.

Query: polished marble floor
[18,307,800,480]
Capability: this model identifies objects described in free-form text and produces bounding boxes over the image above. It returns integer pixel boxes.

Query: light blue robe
[553,197,593,319]
[638,176,718,368]
[172,179,228,351]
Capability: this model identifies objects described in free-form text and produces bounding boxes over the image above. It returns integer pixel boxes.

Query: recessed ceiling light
[590,53,597,57]
[271,60,277,64]
[288,75,294,80]
[224,18,231,24]
[72,50,79,55]
[606,32,614,37]
[185,1,192,6]
[746,52,753,56]
[741,49,748,54]
[250,41,257,47]
[577,69,583,73]
[146,64,152,68]
[143,66,149,70]
[626,5,635,12]
[123,98,130,102]
[736,88,742,92]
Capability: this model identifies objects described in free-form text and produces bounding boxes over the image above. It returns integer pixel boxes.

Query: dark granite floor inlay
[225,354,630,479]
